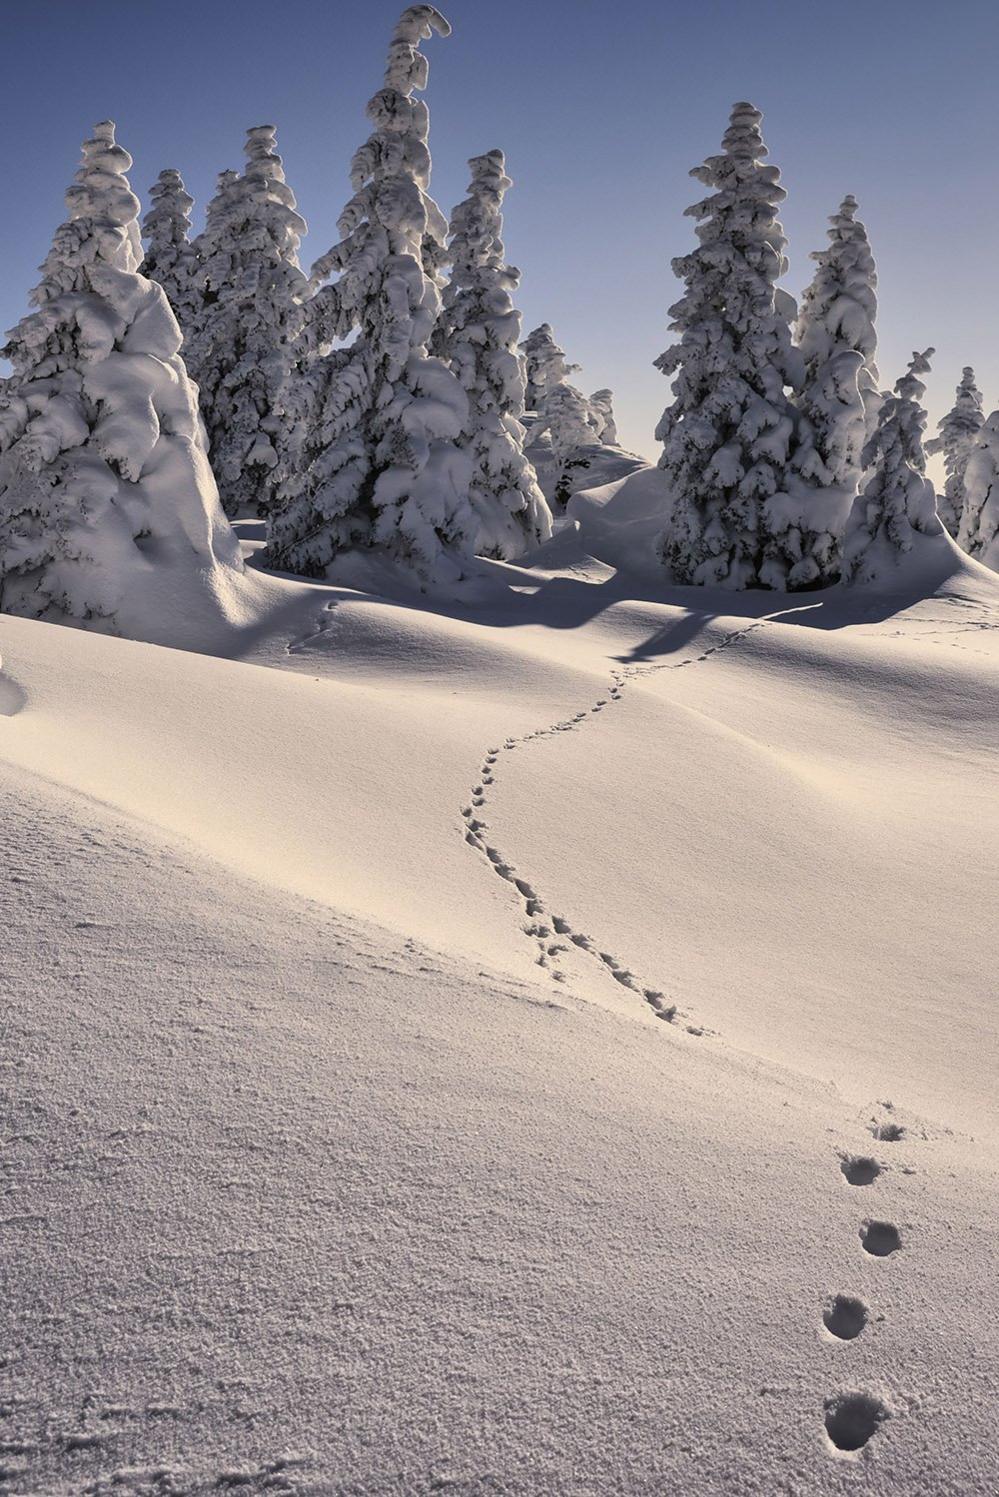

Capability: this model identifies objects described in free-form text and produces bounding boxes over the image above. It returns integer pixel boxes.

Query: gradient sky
[1,0,995,472]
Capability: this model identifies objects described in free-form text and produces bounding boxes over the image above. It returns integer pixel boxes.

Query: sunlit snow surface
[1,473,997,1493]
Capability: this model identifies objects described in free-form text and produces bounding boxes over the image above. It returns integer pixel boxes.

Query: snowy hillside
[2,510,997,1493]
[3,1,999,1490]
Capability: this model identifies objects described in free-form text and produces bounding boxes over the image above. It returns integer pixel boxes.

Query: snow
[1,512,998,1489]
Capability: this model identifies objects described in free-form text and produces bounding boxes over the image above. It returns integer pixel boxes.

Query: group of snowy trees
[656,102,998,587]
[0,5,621,625]
[2,11,998,635]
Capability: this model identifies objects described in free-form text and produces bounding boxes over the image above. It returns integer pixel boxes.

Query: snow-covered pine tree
[763,196,881,588]
[139,168,198,340]
[655,102,803,589]
[264,6,480,583]
[431,149,552,558]
[0,121,242,633]
[519,323,577,413]
[842,349,942,584]
[957,409,999,569]
[184,126,309,518]
[926,366,985,537]
[589,389,618,444]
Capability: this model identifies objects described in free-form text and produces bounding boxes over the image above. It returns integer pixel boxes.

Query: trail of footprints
[820,1106,917,1458]
[461,615,783,1029]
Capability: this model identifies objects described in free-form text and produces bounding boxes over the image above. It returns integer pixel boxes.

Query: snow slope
[1,507,997,1492]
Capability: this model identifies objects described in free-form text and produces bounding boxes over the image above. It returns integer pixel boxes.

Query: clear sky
[1,0,994,470]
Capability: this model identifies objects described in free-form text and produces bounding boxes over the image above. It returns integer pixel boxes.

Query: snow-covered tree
[656,102,804,589]
[958,409,999,569]
[520,323,577,413]
[795,195,880,441]
[265,6,480,583]
[0,121,242,632]
[758,196,882,589]
[842,349,941,584]
[589,389,618,444]
[926,366,984,537]
[532,380,601,506]
[184,126,309,518]
[431,149,551,558]
[139,168,198,339]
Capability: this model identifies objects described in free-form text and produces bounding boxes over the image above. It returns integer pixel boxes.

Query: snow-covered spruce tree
[762,196,881,589]
[926,366,984,538]
[533,380,601,505]
[184,127,309,518]
[264,6,480,583]
[957,409,999,569]
[655,102,804,589]
[842,349,942,584]
[519,322,577,413]
[139,168,199,340]
[589,389,618,444]
[795,195,880,436]
[430,149,552,558]
[0,121,242,632]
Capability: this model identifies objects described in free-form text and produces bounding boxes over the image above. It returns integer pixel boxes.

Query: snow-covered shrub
[655,102,803,589]
[431,149,552,558]
[520,323,577,413]
[842,349,941,584]
[184,126,309,518]
[264,6,480,584]
[958,408,999,570]
[589,389,618,444]
[927,367,985,538]
[0,121,242,633]
[139,168,199,340]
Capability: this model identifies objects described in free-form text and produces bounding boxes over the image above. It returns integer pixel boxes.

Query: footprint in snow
[839,1154,883,1187]
[859,1219,902,1258]
[822,1294,869,1341]
[823,1391,890,1455]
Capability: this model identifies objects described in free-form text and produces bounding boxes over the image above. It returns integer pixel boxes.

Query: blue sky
[1,0,994,465]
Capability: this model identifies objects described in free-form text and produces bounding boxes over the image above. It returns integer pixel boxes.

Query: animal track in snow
[840,1154,883,1186]
[859,1219,902,1258]
[822,1294,869,1341]
[823,1392,889,1455]
[459,610,811,1024]
[870,1120,906,1143]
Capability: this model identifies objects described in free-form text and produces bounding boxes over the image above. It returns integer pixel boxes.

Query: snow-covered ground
[2,478,998,1493]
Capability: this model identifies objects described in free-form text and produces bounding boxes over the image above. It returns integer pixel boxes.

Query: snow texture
[656,102,805,589]
[927,366,985,538]
[139,168,199,341]
[183,126,309,518]
[431,149,552,558]
[264,6,482,585]
[0,121,243,636]
[843,349,944,584]
[959,406,999,570]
